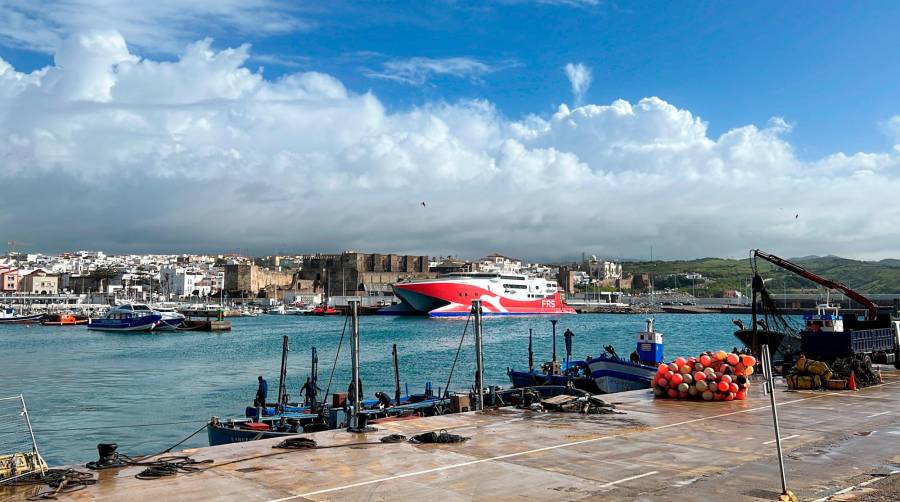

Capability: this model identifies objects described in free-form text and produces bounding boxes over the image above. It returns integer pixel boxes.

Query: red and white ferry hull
[390,278,576,317]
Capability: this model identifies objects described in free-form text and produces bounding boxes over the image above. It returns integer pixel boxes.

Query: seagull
[795,214,799,219]
[421,201,426,207]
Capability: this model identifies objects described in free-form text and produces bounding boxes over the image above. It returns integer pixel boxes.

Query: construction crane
[752,249,878,321]
[7,240,32,255]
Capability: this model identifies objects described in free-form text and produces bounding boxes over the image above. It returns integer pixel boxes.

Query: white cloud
[363,57,496,86]
[3,31,900,260]
[0,0,309,54]
[564,62,592,105]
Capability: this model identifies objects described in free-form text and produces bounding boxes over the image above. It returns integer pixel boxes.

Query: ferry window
[503,284,527,289]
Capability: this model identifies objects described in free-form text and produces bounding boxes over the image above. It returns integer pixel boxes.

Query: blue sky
[3,1,900,259]
[3,1,900,158]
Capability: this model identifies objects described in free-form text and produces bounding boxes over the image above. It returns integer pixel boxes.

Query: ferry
[382,273,576,317]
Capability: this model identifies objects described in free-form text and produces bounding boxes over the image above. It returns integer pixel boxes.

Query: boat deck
[7,372,900,501]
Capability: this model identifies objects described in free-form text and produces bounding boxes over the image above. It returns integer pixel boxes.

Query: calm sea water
[1,313,750,465]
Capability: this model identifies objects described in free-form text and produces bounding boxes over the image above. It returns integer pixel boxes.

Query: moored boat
[586,318,663,393]
[87,304,161,332]
[383,272,576,317]
[0,308,44,324]
[40,313,89,326]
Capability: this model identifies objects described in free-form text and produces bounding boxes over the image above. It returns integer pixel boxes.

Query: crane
[7,240,33,255]
[752,249,878,321]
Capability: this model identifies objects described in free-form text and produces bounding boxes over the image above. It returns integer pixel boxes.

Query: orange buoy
[720,374,732,384]
[667,388,679,398]
[658,364,668,374]
[694,362,704,372]
[736,390,747,400]
[744,365,754,376]
[674,357,687,368]
[700,355,712,367]
[695,380,709,392]
[680,364,692,374]
[715,350,728,361]
[726,353,740,365]
[724,392,735,401]
[670,373,684,386]
[729,383,739,393]
[694,371,706,382]
[668,363,679,372]
[734,362,746,375]
[658,378,669,388]
[741,355,757,367]
[717,381,729,392]
[665,370,675,381]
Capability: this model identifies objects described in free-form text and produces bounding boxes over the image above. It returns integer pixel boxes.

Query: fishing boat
[87,304,162,332]
[586,318,663,393]
[507,325,598,393]
[40,313,89,326]
[0,308,44,324]
[382,272,576,317]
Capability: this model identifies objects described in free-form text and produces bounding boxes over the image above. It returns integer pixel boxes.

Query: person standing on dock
[255,375,268,407]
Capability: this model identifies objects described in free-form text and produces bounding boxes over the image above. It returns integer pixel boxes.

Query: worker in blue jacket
[255,375,268,407]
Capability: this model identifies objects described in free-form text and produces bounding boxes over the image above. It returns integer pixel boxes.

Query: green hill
[622,255,900,296]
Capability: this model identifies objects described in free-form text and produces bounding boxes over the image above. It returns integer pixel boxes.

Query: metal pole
[762,344,789,496]
[310,347,318,413]
[551,319,558,363]
[528,328,534,373]
[277,335,289,407]
[20,395,45,476]
[392,343,401,405]
[473,300,484,411]
[349,298,361,429]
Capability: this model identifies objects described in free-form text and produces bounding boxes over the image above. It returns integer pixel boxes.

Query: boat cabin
[636,318,664,364]
[802,304,844,333]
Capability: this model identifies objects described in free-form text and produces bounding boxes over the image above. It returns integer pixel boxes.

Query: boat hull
[207,423,299,446]
[390,280,576,317]
[587,357,656,394]
[87,314,162,332]
[0,314,45,324]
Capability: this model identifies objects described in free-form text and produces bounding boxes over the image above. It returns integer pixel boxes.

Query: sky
[2,1,900,261]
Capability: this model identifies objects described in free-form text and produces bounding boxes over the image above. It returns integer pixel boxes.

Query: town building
[21,270,59,295]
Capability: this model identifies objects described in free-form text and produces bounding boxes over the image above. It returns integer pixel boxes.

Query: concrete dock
[6,373,899,501]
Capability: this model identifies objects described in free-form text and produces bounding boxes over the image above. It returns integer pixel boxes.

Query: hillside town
[0,248,630,309]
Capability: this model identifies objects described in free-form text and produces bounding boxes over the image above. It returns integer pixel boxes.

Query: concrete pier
[6,372,899,501]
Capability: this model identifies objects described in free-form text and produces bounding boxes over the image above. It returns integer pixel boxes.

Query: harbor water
[2,313,755,465]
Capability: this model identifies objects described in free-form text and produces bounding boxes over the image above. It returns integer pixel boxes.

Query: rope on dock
[7,468,97,500]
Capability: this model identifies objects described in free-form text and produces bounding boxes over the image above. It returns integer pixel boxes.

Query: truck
[745,250,900,368]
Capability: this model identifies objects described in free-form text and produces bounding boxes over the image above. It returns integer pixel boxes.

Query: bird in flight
[421,201,426,207]
[795,214,799,219]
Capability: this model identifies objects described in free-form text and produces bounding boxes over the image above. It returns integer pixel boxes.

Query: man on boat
[255,375,268,407]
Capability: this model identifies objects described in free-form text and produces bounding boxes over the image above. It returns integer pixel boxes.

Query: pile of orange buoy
[651,351,757,401]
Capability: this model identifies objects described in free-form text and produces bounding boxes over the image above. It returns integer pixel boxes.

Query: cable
[31,419,201,433]
[441,311,472,400]
[321,314,349,406]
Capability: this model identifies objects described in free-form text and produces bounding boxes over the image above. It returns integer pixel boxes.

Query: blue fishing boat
[507,324,599,393]
[0,308,44,324]
[586,318,663,393]
[87,304,161,332]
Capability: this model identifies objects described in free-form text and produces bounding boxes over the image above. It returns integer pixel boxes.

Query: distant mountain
[621,255,900,295]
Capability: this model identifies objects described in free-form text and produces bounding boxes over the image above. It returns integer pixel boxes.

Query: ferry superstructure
[385,273,576,317]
